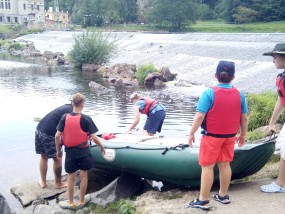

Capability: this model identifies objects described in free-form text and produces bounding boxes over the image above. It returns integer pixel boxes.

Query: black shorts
[65,150,94,173]
[35,130,56,158]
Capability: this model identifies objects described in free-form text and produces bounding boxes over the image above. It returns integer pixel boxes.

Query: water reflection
[0,62,199,211]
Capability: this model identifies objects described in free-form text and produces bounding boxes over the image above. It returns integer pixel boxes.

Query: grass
[0,25,14,33]
[90,20,285,33]
[188,20,285,33]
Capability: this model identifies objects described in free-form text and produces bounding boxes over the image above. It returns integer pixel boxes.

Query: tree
[147,0,198,29]
[233,6,259,24]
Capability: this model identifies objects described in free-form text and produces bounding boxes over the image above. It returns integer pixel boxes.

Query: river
[0,31,284,213]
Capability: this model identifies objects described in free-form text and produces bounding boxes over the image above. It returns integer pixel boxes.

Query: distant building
[45,7,69,25]
[0,0,44,25]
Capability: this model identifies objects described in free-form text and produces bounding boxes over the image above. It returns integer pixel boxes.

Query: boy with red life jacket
[127,93,166,136]
[55,93,105,210]
[188,60,248,210]
[261,43,285,193]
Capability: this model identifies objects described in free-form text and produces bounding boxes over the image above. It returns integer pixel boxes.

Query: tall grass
[136,64,158,84]
[247,91,285,131]
[68,31,118,68]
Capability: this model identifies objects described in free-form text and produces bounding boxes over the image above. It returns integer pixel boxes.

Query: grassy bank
[91,20,285,33]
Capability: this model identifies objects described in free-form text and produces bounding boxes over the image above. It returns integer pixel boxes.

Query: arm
[269,97,284,132]
[188,112,206,147]
[90,133,106,155]
[236,114,248,147]
[127,105,140,132]
[55,131,63,158]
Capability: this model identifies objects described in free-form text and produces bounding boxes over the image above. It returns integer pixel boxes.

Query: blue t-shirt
[135,99,165,115]
[196,83,248,114]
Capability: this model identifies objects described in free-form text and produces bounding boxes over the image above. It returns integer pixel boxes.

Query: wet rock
[88,81,106,90]
[82,64,101,71]
[10,180,67,207]
[160,67,177,82]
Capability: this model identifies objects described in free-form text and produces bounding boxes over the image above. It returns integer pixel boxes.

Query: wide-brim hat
[263,43,285,56]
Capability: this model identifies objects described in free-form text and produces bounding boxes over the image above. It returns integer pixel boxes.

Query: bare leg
[143,129,154,136]
[199,164,215,201]
[276,158,285,187]
[39,154,48,188]
[67,173,76,204]
[79,170,88,204]
[217,162,231,196]
[53,157,66,189]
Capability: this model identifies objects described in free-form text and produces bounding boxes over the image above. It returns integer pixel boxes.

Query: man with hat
[187,60,248,210]
[261,43,285,193]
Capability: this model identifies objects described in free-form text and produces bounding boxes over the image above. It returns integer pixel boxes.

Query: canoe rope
[90,143,189,155]
[91,133,277,155]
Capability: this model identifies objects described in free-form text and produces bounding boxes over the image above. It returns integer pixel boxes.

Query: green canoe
[90,135,276,187]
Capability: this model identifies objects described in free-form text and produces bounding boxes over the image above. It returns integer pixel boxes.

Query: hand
[57,150,63,159]
[268,124,276,134]
[236,135,246,147]
[188,134,195,148]
[101,147,106,156]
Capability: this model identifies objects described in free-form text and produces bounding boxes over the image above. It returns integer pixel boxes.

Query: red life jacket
[139,97,158,115]
[276,73,285,108]
[61,114,89,148]
[202,86,241,137]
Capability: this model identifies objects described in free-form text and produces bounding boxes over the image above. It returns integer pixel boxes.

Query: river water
[1,31,284,212]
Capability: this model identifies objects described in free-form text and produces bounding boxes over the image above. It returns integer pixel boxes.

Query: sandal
[59,200,77,211]
[261,182,285,193]
[78,194,91,209]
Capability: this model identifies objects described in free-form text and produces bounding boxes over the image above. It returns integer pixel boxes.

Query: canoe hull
[90,138,275,187]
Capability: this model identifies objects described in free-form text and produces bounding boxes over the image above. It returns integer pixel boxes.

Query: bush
[8,42,25,51]
[136,63,157,84]
[247,91,285,131]
[68,30,118,68]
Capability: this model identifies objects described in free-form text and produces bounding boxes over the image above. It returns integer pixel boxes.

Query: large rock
[0,193,11,214]
[160,66,177,82]
[82,64,101,71]
[90,174,144,207]
[144,72,165,87]
[88,81,107,90]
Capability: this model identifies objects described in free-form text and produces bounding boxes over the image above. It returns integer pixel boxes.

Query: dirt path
[134,162,284,214]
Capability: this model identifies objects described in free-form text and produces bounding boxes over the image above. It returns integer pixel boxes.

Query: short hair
[72,92,86,107]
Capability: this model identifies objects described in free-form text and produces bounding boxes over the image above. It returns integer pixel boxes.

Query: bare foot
[39,180,47,188]
[55,182,67,189]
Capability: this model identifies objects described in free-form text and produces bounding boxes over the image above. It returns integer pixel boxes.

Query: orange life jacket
[61,114,89,148]
[139,97,158,115]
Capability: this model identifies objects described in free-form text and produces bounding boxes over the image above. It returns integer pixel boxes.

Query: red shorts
[199,135,236,166]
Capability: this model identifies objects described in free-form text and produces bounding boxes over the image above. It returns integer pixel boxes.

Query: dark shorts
[35,130,56,158]
[144,110,166,134]
[65,148,94,173]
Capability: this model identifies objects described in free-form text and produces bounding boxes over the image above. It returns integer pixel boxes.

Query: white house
[0,0,44,25]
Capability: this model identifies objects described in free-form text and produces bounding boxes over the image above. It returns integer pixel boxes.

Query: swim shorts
[199,135,236,166]
[35,130,57,158]
[144,110,166,134]
[65,152,94,173]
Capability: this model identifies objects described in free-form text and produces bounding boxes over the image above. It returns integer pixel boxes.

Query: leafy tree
[68,31,118,68]
[147,0,198,29]
[232,6,259,24]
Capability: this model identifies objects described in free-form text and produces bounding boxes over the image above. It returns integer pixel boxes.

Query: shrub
[68,30,118,68]
[247,91,285,131]
[117,200,135,214]
[136,63,157,84]
[7,42,25,51]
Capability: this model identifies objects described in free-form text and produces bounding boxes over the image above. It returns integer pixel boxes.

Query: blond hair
[72,92,86,107]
